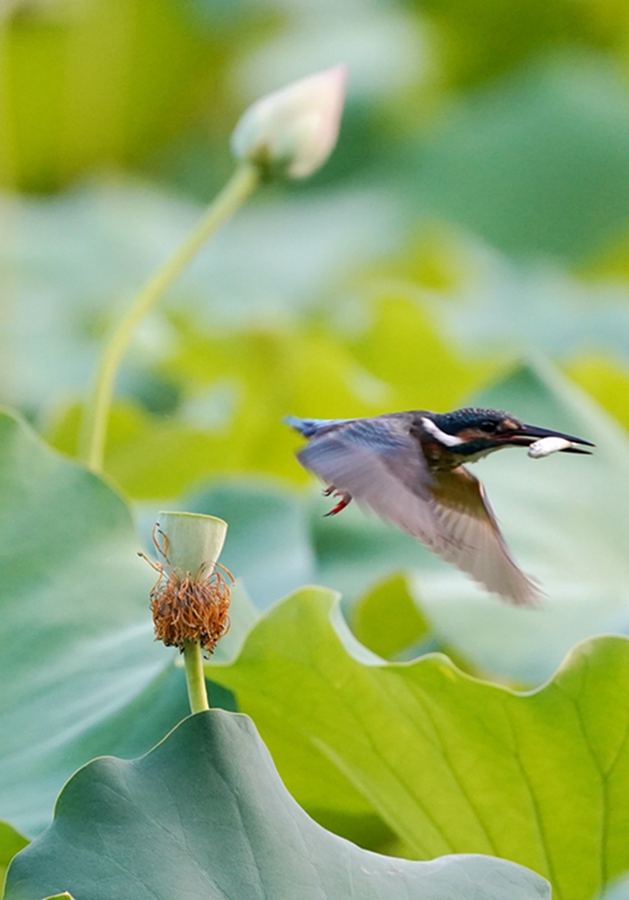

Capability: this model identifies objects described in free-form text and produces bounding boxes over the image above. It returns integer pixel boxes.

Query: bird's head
[419,407,594,461]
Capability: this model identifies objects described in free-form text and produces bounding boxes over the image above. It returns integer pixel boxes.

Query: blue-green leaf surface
[5,711,550,900]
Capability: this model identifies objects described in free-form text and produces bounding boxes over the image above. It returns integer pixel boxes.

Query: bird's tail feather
[283,416,330,438]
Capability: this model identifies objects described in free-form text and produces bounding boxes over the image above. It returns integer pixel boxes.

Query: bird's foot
[324,490,352,516]
[322,485,336,496]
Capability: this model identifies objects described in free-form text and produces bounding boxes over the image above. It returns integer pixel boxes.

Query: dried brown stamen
[150,566,233,655]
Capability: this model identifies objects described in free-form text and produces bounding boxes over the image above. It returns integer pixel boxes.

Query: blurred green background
[4,0,629,683]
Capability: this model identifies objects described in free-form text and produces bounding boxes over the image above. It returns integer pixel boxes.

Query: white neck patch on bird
[421,417,464,447]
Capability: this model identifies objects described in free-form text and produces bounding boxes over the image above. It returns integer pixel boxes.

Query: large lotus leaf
[410,54,629,260]
[210,586,629,900]
[2,0,228,193]
[424,249,629,363]
[418,0,628,86]
[0,409,193,836]
[416,357,629,681]
[4,710,550,900]
[345,295,495,413]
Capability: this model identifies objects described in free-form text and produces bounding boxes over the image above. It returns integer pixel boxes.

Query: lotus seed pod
[146,512,232,655]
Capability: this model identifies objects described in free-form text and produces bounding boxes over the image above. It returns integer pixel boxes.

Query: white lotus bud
[528,437,574,458]
[231,64,348,179]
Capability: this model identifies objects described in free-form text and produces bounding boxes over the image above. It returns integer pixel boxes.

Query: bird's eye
[479,420,498,433]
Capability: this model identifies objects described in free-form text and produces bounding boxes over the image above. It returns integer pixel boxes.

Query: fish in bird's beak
[503,424,594,454]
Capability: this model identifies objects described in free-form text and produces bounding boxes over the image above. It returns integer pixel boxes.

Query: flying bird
[285,408,593,605]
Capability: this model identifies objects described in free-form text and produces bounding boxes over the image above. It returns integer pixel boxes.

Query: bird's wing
[428,467,539,606]
[296,416,440,546]
[296,417,538,606]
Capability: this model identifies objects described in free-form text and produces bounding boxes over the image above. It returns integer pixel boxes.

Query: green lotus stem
[79,161,260,471]
[183,640,210,713]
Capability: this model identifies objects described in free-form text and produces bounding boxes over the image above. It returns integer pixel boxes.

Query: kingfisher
[285,408,593,606]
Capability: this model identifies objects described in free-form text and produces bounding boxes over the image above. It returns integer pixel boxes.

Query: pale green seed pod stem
[182,639,210,715]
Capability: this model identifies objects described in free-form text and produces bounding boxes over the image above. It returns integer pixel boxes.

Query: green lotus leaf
[411,54,629,260]
[209,586,629,900]
[4,711,549,900]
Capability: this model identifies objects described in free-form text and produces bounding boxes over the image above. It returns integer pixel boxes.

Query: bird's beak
[504,424,595,454]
